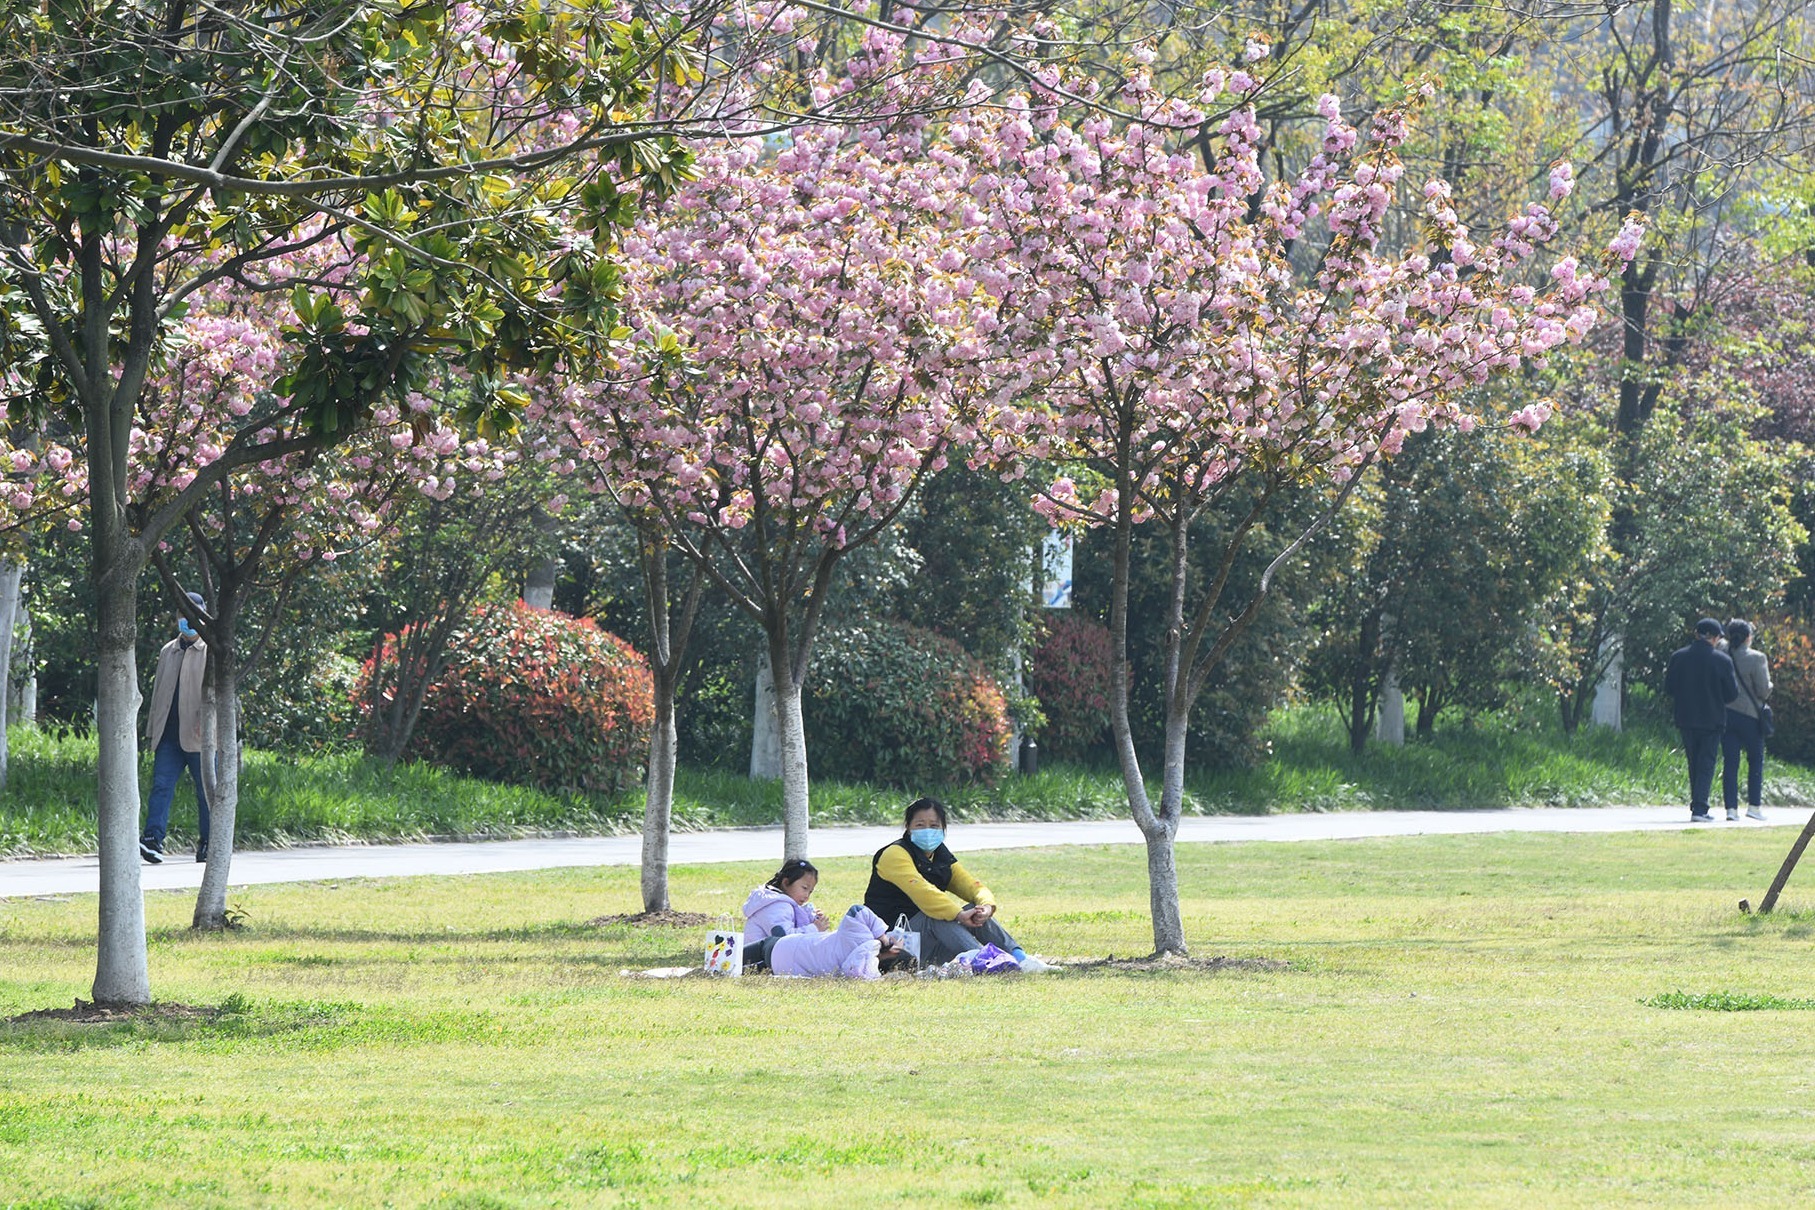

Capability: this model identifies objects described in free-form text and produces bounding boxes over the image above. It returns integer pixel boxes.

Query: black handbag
[1736,656,1775,738]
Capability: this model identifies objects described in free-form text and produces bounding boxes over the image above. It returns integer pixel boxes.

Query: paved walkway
[2,805,1802,900]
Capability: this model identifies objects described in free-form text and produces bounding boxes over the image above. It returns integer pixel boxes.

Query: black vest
[864,838,956,925]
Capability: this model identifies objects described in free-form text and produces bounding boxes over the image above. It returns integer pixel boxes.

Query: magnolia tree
[0,0,717,1003]
[569,52,974,868]
[949,47,1645,955]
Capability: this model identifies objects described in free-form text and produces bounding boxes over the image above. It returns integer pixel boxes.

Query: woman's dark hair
[765,858,818,891]
[902,797,948,833]
[1727,619,1754,650]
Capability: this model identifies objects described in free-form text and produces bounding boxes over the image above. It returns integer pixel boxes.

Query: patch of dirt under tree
[588,908,716,928]
[5,999,221,1025]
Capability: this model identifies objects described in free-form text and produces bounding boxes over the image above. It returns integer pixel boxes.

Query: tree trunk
[749,652,781,780]
[1414,684,1439,738]
[91,544,149,1005]
[1143,827,1186,956]
[523,554,558,610]
[0,561,23,789]
[193,653,240,931]
[774,668,810,859]
[1590,635,1624,732]
[1376,667,1406,747]
[11,604,34,726]
[1142,705,1190,956]
[1346,610,1381,755]
[640,678,678,913]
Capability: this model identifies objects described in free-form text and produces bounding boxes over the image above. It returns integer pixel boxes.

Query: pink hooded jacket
[742,884,818,943]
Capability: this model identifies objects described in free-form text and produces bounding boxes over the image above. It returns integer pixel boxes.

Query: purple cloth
[965,944,1021,975]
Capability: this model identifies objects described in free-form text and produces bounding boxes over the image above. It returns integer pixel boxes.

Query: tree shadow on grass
[0,995,496,1053]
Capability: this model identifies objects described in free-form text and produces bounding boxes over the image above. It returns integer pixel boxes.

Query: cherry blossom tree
[570,57,974,863]
[153,303,511,931]
[953,46,1644,955]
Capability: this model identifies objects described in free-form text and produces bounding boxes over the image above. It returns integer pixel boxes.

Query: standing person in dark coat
[1664,617,1741,823]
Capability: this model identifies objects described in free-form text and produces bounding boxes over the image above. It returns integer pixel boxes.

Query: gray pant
[907,910,1019,965]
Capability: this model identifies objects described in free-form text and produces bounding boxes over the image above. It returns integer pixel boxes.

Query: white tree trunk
[522,554,557,610]
[1143,706,1189,956]
[1144,828,1185,955]
[774,673,810,859]
[640,689,678,913]
[1376,667,1405,746]
[193,676,239,930]
[749,653,781,780]
[13,602,34,725]
[92,586,149,1004]
[1591,635,1624,731]
[0,562,23,789]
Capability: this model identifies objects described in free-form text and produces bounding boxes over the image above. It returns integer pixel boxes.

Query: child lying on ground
[754,904,915,980]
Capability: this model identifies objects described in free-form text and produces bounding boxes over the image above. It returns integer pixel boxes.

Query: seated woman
[756,904,916,980]
[863,797,1051,971]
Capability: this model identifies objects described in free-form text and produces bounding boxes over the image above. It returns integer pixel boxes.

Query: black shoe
[195,840,208,864]
[139,839,163,865]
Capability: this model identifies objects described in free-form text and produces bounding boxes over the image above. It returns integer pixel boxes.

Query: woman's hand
[959,904,993,927]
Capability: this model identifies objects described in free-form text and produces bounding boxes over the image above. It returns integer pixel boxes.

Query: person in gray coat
[1721,618,1772,822]
[1664,617,1740,823]
[139,592,211,864]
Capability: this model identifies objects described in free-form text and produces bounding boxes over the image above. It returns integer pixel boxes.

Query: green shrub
[375,602,654,794]
[1029,613,1112,761]
[804,619,1010,788]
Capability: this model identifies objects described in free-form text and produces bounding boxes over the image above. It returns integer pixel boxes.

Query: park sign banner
[1042,531,1073,609]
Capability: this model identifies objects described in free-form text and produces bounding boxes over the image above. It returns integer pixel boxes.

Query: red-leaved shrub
[364,602,654,793]
[804,620,1011,787]
[1754,617,1815,763]
[1028,613,1113,760]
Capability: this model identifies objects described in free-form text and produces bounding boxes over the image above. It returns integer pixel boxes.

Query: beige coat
[1729,645,1773,720]
[145,636,209,752]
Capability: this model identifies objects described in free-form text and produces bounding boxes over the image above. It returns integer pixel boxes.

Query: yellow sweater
[873,845,996,921]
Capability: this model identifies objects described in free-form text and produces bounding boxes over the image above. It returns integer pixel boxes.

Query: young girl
[742,858,828,944]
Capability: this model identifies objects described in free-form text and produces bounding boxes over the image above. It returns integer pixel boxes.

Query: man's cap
[1696,617,1723,637]
[184,591,207,612]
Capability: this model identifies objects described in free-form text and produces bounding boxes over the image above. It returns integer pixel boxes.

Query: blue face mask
[176,617,194,637]
[909,828,944,853]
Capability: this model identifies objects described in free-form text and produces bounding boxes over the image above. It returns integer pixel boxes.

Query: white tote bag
[704,930,745,976]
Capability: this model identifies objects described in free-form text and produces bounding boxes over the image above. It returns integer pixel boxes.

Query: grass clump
[1643,990,1815,1011]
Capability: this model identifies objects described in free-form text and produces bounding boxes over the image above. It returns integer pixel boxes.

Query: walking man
[1664,617,1740,823]
[139,592,211,864]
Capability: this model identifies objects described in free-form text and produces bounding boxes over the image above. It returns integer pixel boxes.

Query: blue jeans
[1680,727,1722,817]
[1722,710,1765,812]
[142,734,210,846]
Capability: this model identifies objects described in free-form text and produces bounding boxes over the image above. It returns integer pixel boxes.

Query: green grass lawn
[9,704,1815,857]
[8,829,1815,1206]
